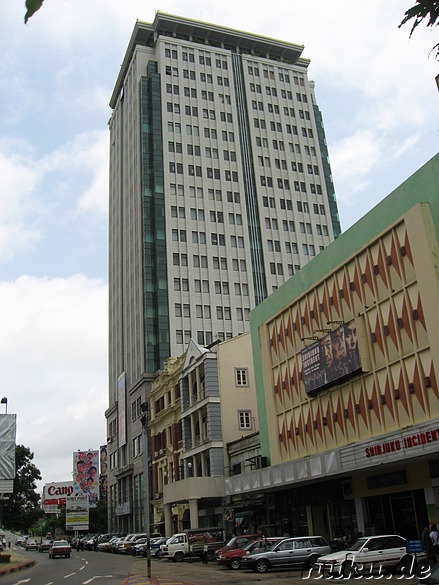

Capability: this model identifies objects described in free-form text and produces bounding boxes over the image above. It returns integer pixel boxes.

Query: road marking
[14,581,31,585]
[64,573,76,579]
[82,576,113,584]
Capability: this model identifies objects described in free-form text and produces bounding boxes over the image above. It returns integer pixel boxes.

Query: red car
[216,537,282,570]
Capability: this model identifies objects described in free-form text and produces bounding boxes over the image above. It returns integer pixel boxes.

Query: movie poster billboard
[43,481,73,513]
[73,450,99,507]
[66,495,89,531]
[99,445,107,500]
[302,319,361,397]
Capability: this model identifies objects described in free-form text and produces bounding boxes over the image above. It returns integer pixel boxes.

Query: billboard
[302,319,362,397]
[0,414,16,482]
[99,445,107,499]
[43,481,73,512]
[73,450,99,507]
[66,495,89,531]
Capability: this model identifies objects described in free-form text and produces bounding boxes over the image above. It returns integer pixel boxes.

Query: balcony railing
[183,434,209,450]
[181,391,206,412]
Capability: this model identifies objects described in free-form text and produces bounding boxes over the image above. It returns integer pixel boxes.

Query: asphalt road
[6,547,429,585]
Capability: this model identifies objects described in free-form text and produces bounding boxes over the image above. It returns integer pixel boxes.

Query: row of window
[176,329,234,346]
[165,47,228,71]
[167,103,234,124]
[170,183,241,203]
[173,269,247,293]
[168,121,236,142]
[166,84,231,106]
[168,142,237,161]
[175,303,250,321]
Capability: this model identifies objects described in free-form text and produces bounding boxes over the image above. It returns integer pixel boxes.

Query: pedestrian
[8,539,11,549]
[430,524,439,561]
[422,525,435,567]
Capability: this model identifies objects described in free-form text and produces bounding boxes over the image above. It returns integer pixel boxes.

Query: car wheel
[397,555,416,575]
[67,554,70,558]
[174,551,184,562]
[307,554,319,569]
[229,557,241,570]
[156,550,163,559]
[255,559,269,573]
[342,561,357,578]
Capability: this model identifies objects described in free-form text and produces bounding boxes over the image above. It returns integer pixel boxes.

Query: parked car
[135,536,169,558]
[314,535,423,577]
[419,561,439,583]
[38,539,52,553]
[243,536,331,573]
[217,537,282,570]
[49,540,72,559]
[15,537,23,546]
[25,539,39,551]
[215,533,264,559]
[98,536,120,552]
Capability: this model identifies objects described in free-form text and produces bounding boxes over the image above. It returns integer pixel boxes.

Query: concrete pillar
[164,503,173,537]
[354,497,365,535]
[188,498,199,529]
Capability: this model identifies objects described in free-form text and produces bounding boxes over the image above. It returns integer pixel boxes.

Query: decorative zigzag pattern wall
[266,216,439,461]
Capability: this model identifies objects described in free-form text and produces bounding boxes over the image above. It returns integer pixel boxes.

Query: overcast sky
[0,1,437,491]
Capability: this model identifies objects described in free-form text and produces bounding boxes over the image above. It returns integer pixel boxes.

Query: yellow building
[225,154,439,541]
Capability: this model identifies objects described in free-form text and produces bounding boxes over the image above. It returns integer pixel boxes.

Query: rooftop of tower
[110,12,307,108]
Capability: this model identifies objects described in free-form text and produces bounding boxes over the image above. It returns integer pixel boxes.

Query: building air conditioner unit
[154,451,159,458]
[159,449,164,455]
[155,492,160,500]
[107,436,112,443]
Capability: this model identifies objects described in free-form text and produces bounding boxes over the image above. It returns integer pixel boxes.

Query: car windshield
[225,537,237,547]
[347,538,369,551]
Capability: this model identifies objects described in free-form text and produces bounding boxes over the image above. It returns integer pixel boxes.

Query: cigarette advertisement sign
[302,320,361,397]
[65,495,89,531]
[73,450,99,507]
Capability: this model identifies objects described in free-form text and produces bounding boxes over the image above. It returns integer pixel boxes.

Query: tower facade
[107,12,340,532]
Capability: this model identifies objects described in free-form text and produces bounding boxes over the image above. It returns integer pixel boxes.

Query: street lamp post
[140,402,151,579]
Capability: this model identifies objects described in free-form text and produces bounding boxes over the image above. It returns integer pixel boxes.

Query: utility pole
[140,402,151,579]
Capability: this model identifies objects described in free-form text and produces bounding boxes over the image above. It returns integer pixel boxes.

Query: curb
[0,559,36,576]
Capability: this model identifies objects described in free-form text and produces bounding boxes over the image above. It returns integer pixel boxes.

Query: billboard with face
[73,450,99,507]
[302,320,361,396]
[99,445,107,499]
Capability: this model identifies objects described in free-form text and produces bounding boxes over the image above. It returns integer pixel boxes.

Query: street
[5,547,431,585]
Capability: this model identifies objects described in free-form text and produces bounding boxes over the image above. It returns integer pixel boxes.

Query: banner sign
[73,450,99,507]
[302,320,361,397]
[66,495,89,531]
[0,415,16,481]
[99,445,107,499]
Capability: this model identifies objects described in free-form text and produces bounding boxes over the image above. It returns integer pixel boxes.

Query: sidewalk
[0,548,36,576]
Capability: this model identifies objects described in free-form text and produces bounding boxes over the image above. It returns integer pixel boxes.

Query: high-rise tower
[107,12,340,532]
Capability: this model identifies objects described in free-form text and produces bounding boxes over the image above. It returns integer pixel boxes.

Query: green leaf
[24,0,44,24]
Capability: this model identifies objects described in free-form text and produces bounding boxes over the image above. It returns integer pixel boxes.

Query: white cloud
[0,274,108,486]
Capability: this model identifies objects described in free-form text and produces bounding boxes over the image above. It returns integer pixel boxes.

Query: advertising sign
[73,450,99,507]
[302,319,361,397]
[66,495,89,531]
[43,481,73,511]
[0,414,16,481]
[99,444,107,499]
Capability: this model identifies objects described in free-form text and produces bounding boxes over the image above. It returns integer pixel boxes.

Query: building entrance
[364,489,427,539]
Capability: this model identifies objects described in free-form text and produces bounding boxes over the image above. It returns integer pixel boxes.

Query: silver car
[314,534,425,578]
[243,536,331,573]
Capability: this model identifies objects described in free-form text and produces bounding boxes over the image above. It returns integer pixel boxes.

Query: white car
[315,535,422,578]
